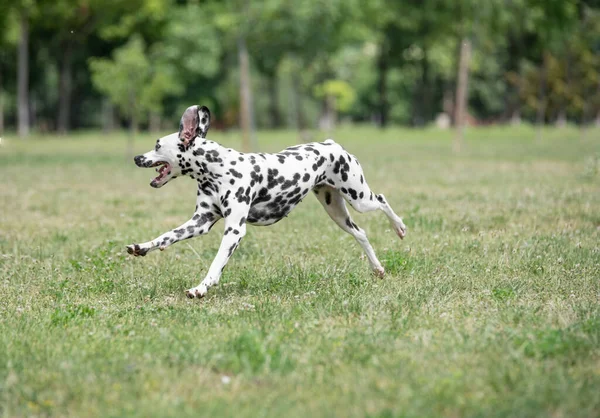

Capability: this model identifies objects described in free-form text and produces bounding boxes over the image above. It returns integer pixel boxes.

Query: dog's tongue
[152,164,167,185]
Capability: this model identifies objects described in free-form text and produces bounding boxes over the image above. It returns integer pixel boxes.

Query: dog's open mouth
[150,161,171,187]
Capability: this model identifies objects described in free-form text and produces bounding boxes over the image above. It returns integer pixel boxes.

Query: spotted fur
[127,106,407,299]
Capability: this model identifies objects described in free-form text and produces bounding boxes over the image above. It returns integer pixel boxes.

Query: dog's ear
[179,105,211,148]
[196,106,210,138]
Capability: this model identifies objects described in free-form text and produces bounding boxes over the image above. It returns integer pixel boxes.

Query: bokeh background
[0,0,598,145]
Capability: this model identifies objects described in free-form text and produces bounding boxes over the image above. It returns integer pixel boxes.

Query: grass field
[1,126,599,417]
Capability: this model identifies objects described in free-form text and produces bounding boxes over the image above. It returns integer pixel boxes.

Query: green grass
[0,125,599,417]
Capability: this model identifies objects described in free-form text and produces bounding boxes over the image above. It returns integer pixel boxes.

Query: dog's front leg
[185,214,248,299]
[126,211,218,256]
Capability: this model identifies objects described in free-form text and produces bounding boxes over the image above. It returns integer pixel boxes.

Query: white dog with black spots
[127,105,407,298]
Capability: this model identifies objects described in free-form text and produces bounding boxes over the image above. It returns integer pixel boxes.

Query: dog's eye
[155,141,161,151]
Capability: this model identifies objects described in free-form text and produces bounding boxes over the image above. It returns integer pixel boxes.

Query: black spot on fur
[250,170,263,186]
[253,188,271,204]
[227,242,238,257]
[281,173,301,190]
[345,218,354,230]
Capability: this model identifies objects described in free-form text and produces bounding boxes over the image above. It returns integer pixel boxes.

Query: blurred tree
[0,4,10,135]
[245,0,363,136]
[527,0,579,139]
[314,79,357,132]
[34,0,95,134]
[152,1,221,126]
[89,35,180,156]
[10,1,35,138]
[0,0,598,134]
[206,0,257,150]
[572,2,600,128]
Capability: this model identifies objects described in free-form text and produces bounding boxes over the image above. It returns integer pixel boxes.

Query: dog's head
[133,133,182,188]
[133,105,211,188]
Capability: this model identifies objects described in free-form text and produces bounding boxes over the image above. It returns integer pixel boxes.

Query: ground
[0,126,599,417]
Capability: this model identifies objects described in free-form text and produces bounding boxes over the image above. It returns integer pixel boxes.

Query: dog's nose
[134,155,144,166]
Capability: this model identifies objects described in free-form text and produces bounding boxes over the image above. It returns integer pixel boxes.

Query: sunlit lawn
[0,125,599,417]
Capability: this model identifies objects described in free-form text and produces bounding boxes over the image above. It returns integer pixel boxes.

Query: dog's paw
[395,223,407,240]
[185,284,208,299]
[373,266,385,278]
[126,244,148,257]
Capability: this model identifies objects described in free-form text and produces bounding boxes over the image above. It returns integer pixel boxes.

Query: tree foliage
[1,0,599,132]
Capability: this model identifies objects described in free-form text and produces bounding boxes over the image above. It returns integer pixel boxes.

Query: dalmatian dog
[127,105,407,299]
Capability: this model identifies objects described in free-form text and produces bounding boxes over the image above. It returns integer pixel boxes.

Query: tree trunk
[318,95,336,134]
[238,35,256,152]
[0,66,4,136]
[536,52,549,142]
[292,72,310,142]
[17,12,29,138]
[149,111,161,133]
[443,88,454,120]
[454,37,472,153]
[421,48,431,125]
[511,109,521,125]
[377,41,389,128]
[555,109,567,127]
[594,79,600,128]
[128,112,136,160]
[511,65,524,125]
[412,48,430,126]
[267,73,281,129]
[57,43,73,135]
[127,91,137,159]
[102,98,114,133]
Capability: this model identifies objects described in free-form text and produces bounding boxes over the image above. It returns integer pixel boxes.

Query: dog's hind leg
[347,192,407,240]
[329,157,407,239]
[313,186,385,277]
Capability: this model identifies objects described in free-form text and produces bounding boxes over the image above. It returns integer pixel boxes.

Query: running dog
[127,105,407,298]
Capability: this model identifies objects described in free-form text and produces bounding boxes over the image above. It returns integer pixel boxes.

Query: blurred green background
[0,0,598,139]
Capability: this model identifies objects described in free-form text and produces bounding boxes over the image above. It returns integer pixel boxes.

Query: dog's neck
[183,138,232,194]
